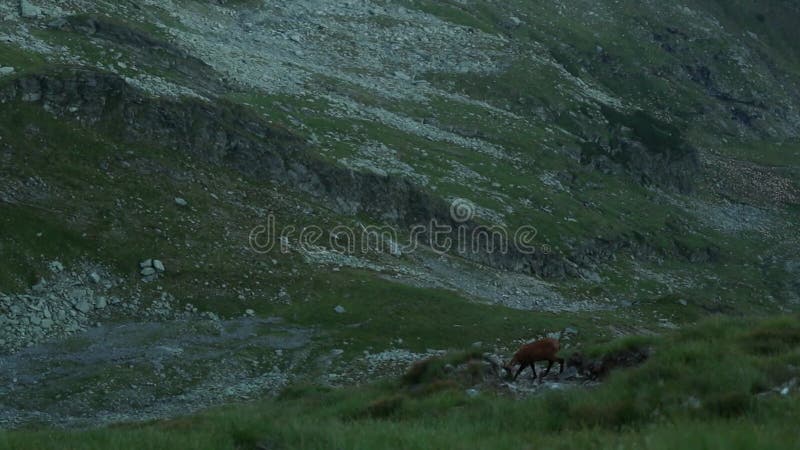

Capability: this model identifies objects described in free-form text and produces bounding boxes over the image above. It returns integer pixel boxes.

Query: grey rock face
[19,0,42,19]
[0,69,600,280]
[47,15,225,96]
[578,108,699,194]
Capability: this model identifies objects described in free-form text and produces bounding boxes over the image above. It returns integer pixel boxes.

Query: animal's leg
[513,363,527,381]
[542,360,554,377]
[530,362,537,380]
[557,357,565,374]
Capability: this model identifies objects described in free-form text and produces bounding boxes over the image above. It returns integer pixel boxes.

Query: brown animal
[503,338,564,381]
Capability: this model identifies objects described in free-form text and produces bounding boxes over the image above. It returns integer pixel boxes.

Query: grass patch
[266,269,606,357]
[3,314,799,449]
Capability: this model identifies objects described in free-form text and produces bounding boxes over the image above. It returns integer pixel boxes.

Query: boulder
[153,259,165,272]
[20,0,43,19]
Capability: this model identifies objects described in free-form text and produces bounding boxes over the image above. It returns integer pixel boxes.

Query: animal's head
[501,361,515,378]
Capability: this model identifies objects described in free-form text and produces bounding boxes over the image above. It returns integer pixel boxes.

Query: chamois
[503,338,564,381]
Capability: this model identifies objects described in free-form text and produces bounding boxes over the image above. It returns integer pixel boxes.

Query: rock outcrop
[1,69,588,278]
[0,69,723,279]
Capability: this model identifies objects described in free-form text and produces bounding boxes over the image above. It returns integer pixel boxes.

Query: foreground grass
[2,314,798,449]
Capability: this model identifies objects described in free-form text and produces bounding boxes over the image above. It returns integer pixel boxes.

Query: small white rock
[394,71,411,81]
[140,259,153,269]
[334,305,346,314]
[88,272,101,284]
[48,261,64,273]
[153,259,165,272]
[245,309,255,316]
[0,67,15,76]
[174,197,188,207]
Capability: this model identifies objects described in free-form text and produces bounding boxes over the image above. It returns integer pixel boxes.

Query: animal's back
[516,338,560,360]
[543,338,560,353]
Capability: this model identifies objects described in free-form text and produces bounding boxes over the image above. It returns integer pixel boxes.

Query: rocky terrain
[0,0,798,431]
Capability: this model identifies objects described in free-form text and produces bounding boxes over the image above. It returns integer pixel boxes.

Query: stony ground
[0,314,309,427]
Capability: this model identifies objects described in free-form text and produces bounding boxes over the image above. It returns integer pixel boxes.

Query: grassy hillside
[2,315,798,449]
[0,0,799,445]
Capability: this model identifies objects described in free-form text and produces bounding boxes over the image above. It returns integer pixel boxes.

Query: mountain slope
[0,0,798,430]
